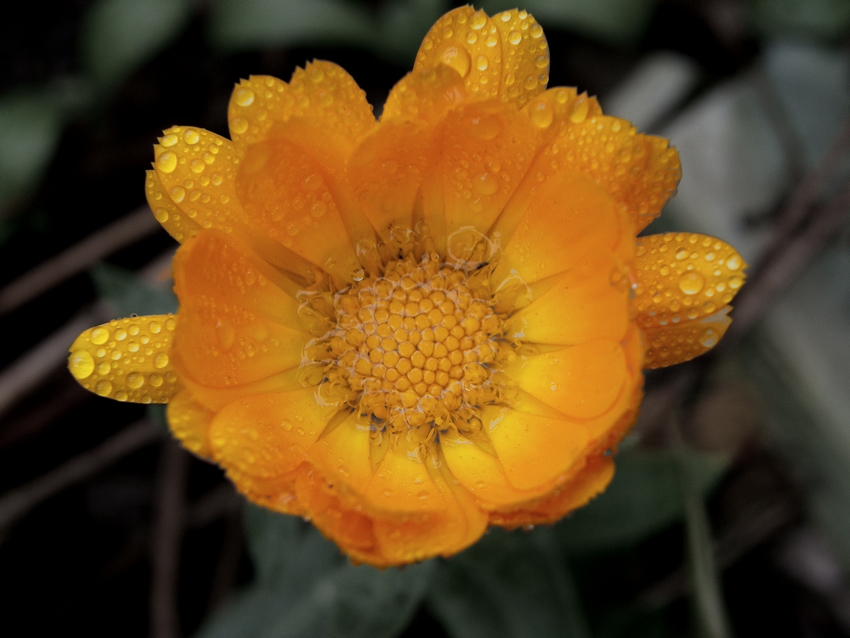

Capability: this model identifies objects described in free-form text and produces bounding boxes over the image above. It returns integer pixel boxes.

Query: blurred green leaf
[81,0,194,92]
[374,0,450,65]
[0,91,65,218]
[554,448,727,555]
[198,505,435,638]
[428,527,591,638]
[91,263,178,317]
[749,0,850,42]
[209,0,375,51]
[478,0,659,45]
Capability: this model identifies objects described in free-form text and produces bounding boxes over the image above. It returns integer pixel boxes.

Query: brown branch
[150,440,190,638]
[0,206,161,315]
[0,420,162,531]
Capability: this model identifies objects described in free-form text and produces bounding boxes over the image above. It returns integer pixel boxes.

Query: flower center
[318,248,508,441]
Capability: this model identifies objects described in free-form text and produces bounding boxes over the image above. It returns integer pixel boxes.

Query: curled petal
[68,315,179,404]
[167,389,215,458]
[502,340,629,419]
[643,308,733,369]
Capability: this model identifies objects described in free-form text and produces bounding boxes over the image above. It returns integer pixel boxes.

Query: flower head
[68,6,745,566]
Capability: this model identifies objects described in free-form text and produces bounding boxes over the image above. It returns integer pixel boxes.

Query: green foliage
[208,0,449,65]
[81,0,195,92]
[428,527,591,638]
[195,506,435,638]
[749,0,850,42]
[555,447,728,555]
[477,0,659,45]
[91,263,178,317]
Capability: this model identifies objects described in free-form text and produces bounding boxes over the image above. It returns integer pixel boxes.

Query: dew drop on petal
[91,327,110,345]
[69,351,95,379]
[508,30,521,45]
[154,352,169,369]
[161,134,178,147]
[569,96,589,123]
[699,328,719,348]
[234,87,255,106]
[678,272,705,295]
[183,128,200,144]
[726,255,742,271]
[438,43,471,78]
[156,152,177,174]
[95,380,113,397]
[127,372,145,389]
[231,117,249,134]
[528,98,554,128]
[170,186,185,203]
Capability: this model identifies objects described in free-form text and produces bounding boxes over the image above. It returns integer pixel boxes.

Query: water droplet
[234,87,255,106]
[485,34,498,47]
[678,272,705,295]
[470,12,486,29]
[729,275,743,290]
[528,98,554,128]
[534,54,548,69]
[569,97,589,123]
[217,321,236,350]
[97,362,111,375]
[183,129,199,144]
[161,134,178,147]
[127,372,145,389]
[530,24,543,38]
[149,374,163,387]
[154,352,169,369]
[153,208,169,223]
[69,351,95,379]
[91,327,109,345]
[699,328,718,348]
[473,172,499,195]
[467,115,500,140]
[310,201,326,218]
[149,321,162,334]
[156,152,177,173]
[475,55,489,71]
[438,43,471,78]
[231,117,249,134]
[190,159,205,174]
[508,30,521,45]
[170,186,185,203]
[675,246,689,260]
[281,420,293,431]
[95,380,113,397]
[726,255,741,271]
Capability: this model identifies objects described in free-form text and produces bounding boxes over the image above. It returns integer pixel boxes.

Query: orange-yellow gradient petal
[634,232,746,368]
[68,315,179,403]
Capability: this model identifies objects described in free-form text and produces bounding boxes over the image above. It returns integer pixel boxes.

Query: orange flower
[68,7,745,566]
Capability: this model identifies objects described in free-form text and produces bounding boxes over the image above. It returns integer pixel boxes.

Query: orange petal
[488,455,614,528]
[382,63,469,124]
[371,459,487,564]
[482,406,589,491]
[643,307,733,369]
[148,131,315,278]
[365,445,444,513]
[491,172,622,286]
[171,231,315,391]
[505,249,630,345]
[237,135,373,284]
[309,411,374,503]
[428,100,539,243]
[348,120,431,235]
[441,433,546,508]
[225,466,305,516]
[167,388,215,458]
[413,6,503,100]
[68,315,179,403]
[634,232,746,330]
[209,387,342,478]
[502,340,629,419]
[491,9,549,107]
[294,464,379,554]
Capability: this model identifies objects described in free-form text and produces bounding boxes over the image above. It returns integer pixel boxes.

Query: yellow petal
[208,387,342,478]
[502,340,629,419]
[488,455,614,528]
[366,445,444,513]
[309,411,374,504]
[491,172,622,286]
[226,466,305,516]
[482,406,589,491]
[171,231,314,390]
[441,433,546,507]
[643,308,733,369]
[167,388,215,458]
[427,100,539,243]
[68,315,179,403]
[491,9,549,107]
[382,63,468,124]
[634,232,746,330]
[413,6,503,100]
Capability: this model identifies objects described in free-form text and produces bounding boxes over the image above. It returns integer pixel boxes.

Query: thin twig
[0,420,162,530]
[0,206,160,315]
[150,440,190,638]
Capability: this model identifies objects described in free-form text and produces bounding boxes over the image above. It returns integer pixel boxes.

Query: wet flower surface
[68,6,745,566]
